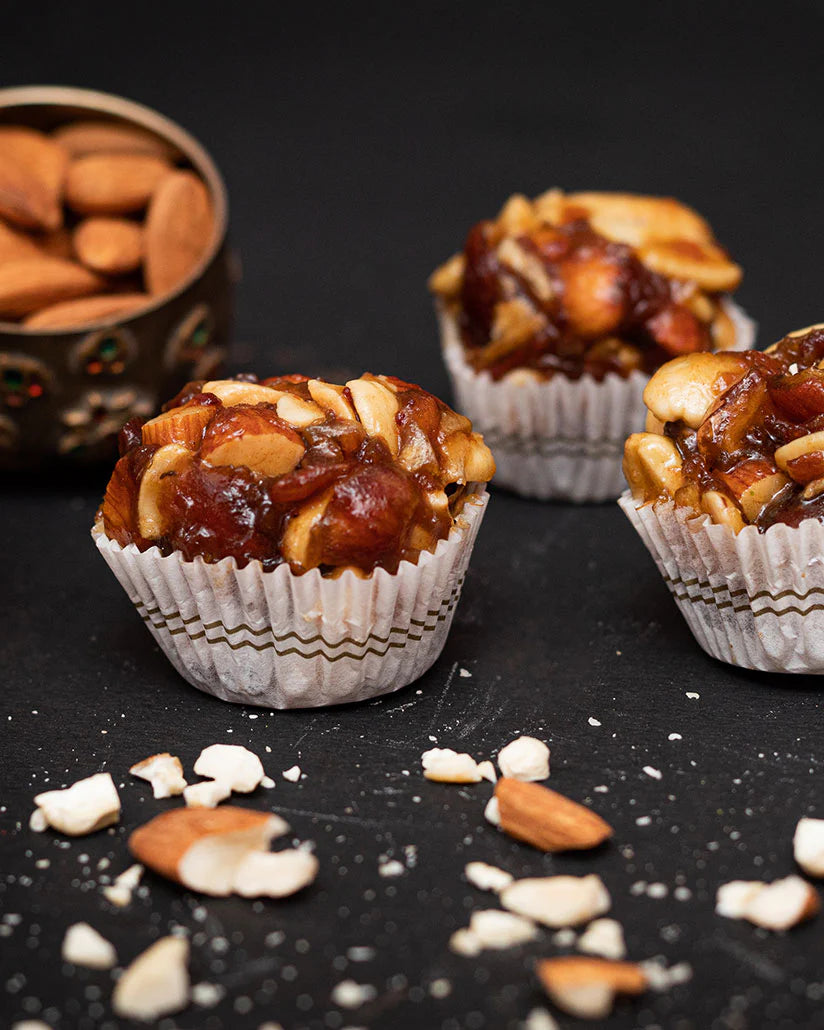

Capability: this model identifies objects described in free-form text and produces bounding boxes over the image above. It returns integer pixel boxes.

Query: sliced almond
[54,120,177,161]
[130,806,289,896]
[428,252,465,298]
[137,443,192,538]
[73,216,143,275]
[62,923,117,969]
[422,747,485,783]
[501,874,611,928]
[346,377,399,455]
[201,379,284,406]
[140,404,214,448]
[144,170,215,295]
[497,736,550,782]
[495,778,612,852]
[23,292,148,330]
[794,817,824,877]
[622,432,685,502]
[0,257,104,319]
[0,126,66,230]
[33,772,120,836]
[536,956,647,1020]
[307,379,356,420]
[193,744,264,793]
[276,394,324,428]
[201,409,305,478]
[577,918,627,960]
[112,936,189,1022]
[129,753,187,799]
[233,849,319,898]
[65,153,170,215]
[638,238,742,292]
[716,875,820,930]
[464,861,514,893]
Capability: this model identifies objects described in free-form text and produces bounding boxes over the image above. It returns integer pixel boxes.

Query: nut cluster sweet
[429,190,742,381]
[624,323,824,532]
[99,373,495,573]
[0,119,214,329]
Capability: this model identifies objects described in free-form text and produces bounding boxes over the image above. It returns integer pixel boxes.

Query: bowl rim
[0,84,229,337]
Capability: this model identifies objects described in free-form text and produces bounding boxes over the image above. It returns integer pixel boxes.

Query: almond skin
[53,120,178,162]
[144,170,214,295]
[495,778,613,852]
[65,154,170,215]
[536,956,647,1017]
[0,257,104,319]
[0,126,67,230]
[129,807,277,886]
[23,293,148,330]
[141,404,215,448]
[0,219,43,262]
[73,216,143,275]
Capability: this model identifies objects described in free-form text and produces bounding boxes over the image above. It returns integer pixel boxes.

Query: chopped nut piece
[716,876,820,930]
[183,780,232,809]
[276,393,324,427]
[201,379,283,406]
[129,806,289,897]
[193,744,265,793]
[642,352,748,429]
[794,817,824,877]
[331,980,378,1009]
[137,443,192,538]
[449,927,483,956]
[495,778,612,852]
[497,736,550,781]
[477,760,497,783]
[112,936,190,1021]
[536,956,647,1020]
[577,918,626,960]
[29,808,48,832]
[102,863,143,907]
[524,1007,561,1030]
[282,765,302,782]
[422,747,485,783]
[451,910,537,954]
[233,849,319,898]
[346,377,399,455]
[484,796,501,827]
[34,772,120,836]
[62,922,117,969]
[501,874,611,928]
[465,861,514,893]
[130,753,187,799]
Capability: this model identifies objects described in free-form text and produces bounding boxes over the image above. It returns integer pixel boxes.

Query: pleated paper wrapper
[93,487,489,708]
[619,490,824,673]
[438,302,755,502]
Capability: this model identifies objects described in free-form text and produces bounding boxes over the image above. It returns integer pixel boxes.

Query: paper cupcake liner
[438,301,755,502]
[93,487,489,708]
[619,490,824,673]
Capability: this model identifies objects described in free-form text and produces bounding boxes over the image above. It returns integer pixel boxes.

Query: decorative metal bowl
[0,86,233,470]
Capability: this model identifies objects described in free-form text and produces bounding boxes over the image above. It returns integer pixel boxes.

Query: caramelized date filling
[99,373,495,574]
[430,191,742,382]
[626,326,824,531]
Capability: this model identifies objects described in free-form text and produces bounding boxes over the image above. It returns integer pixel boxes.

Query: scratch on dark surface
[708,936,785,985]
[428,661,459,734]
[271,805,399,830]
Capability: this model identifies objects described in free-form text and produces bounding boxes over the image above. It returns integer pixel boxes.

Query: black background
[3,3,824,1028]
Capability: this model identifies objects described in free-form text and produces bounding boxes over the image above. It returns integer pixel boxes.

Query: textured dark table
[3,4,824,1029]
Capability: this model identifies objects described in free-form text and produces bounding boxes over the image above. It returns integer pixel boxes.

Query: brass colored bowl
[0,86,233,470]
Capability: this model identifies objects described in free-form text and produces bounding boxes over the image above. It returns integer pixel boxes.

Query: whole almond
[0,218,43,262]
[0,257,104,319]
[495,777,613,852]
[24,292,149,330]
[65,154,170,215]
[0,127,67,230]
[144,170,214,295]
[53,120,178,162]
[73,217,143,275]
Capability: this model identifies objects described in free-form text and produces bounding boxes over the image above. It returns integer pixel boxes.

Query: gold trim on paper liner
[662,572,824,619]
[134,579,465,661]
[481,431,624,460]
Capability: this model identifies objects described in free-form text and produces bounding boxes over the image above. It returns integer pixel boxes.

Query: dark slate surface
[3,3,824,1028]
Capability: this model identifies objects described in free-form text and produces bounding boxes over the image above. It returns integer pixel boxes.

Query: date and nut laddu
[429,190,742,382]
[99,374,495,573]
[624,324,824,532]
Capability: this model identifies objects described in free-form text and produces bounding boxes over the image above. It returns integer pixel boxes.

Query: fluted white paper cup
[438,302,755,502]
[93,487,489,708]
[619,490,824,673]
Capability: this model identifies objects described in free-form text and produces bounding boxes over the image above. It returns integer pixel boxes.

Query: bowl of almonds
[0,85,232,469]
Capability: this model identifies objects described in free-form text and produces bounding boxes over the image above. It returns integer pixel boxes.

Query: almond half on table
[129,806,317,898]
[536,956,647,1020]
[494,777,613,852]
